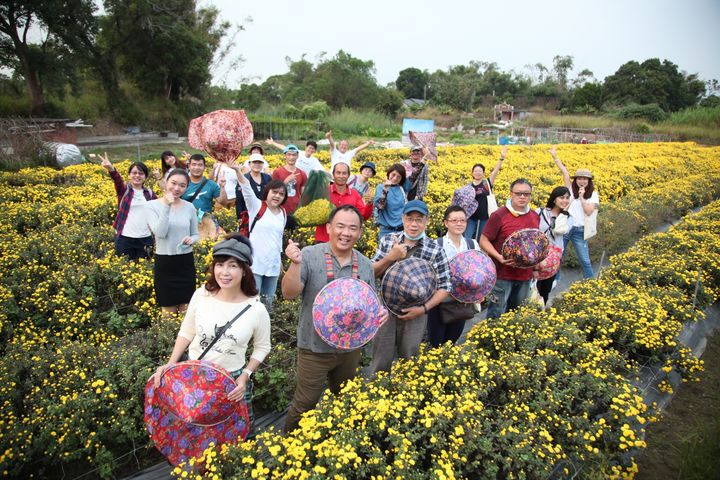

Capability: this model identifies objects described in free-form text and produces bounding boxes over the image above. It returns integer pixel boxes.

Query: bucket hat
[572,168,593,179]
[144,360,250,466]
[535,245,563,280]
[381,257,437,316]
[501,228,550,268]
[312,278,384,349]
[448,250,497,303]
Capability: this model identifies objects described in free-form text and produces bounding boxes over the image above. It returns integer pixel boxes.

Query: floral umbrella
[187,109,254,163]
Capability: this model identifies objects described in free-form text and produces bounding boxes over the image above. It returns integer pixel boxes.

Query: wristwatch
[242,368,254,378]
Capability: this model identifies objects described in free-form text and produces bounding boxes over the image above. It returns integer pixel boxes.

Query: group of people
[103,137,599,461]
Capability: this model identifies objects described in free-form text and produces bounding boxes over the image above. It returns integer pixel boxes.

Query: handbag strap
[485,179,493,195]
[197,304,252,360]
[540,208,556,241]
[187,178,208,203]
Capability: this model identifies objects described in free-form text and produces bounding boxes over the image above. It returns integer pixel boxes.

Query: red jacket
[314,183,373,242]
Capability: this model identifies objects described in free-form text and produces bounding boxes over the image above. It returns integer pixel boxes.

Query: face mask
[403,231,425,241]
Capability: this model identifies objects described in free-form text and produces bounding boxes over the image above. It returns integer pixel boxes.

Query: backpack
[241,202,287,236]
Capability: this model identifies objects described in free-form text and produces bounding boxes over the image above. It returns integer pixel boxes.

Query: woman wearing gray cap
[550,147,599,279]
[150,233,271,433]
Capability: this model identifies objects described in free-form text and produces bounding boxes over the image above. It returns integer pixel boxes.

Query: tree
[101,0,229,100]
[603,58,705,111]
[310,50,379,109]
[395,67,429,99]
[0,1,95,114]
[552,55,574,92]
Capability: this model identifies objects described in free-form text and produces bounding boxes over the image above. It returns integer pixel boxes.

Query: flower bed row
[202,200,720,480]
[0,143,718,477]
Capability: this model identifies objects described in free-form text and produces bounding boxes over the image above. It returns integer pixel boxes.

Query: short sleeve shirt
[182,178,221,214]
[272,166,308,214]
[297,243,375,353]
[482,207,540,281]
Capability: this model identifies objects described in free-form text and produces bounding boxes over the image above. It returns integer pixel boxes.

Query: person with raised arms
[266,137,325,174]
[227,155,288,311]
[325,130,374,170]
[99,152,157,260]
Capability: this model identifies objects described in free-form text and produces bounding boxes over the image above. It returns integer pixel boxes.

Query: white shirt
[240,181,286,276]
[179,288,271,373]
[440,234,479,260]
[122,189,151,238]
[568,190,599,224]
[330,148,358,170]
[296,153,325,174]
[215,164,238,200]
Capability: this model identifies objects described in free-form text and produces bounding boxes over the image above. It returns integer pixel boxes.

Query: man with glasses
[480,178,540,318]
[271,145,308,214]
[370,200,451,373]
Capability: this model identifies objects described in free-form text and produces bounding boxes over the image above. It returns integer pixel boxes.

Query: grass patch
[325,108,400,137]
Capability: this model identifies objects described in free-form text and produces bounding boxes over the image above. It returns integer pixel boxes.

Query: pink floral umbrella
[187,109,254,163]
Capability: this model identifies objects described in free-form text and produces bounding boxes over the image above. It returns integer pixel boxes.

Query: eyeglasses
[446,219,467,224]
[403,216,427,225]
[511,191,532,197]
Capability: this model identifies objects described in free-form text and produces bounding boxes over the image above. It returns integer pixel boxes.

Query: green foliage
[663,106,720,128]
[395,67,429,99]
[607,103,668,122]
[603,58,705,112]
[325,108,400,137]
[374,87,404,117]
[100,0,226,100]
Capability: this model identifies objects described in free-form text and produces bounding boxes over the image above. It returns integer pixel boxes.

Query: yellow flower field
[0,142,718,478]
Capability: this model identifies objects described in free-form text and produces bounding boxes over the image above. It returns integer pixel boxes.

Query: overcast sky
[206,0,720,89]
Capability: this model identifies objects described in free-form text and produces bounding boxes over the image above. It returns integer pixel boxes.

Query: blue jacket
[374,184,406,228]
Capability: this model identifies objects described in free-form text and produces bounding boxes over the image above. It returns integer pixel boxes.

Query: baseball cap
[403,200,429,216]
[283,144,300,154]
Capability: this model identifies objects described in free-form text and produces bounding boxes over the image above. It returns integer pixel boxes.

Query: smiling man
[282,205,387,433]
[370,199,451,374]
[480,178,541,318]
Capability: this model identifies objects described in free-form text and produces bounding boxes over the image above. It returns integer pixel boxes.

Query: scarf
[505,199,530,217]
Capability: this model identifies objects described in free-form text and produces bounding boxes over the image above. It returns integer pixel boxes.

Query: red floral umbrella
[187,109,254,163]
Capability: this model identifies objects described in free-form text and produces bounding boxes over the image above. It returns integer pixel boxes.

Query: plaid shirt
[401,159,429,200]
[110,170,157,235]
[374,232,451,291]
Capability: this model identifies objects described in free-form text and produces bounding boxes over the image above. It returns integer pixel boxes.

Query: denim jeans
[463,218,488,242]
[253,274,279,311]
[486,278,532,319]
[563,226,594,279]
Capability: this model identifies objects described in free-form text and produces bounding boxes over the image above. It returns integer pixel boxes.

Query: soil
[635,331,720,480]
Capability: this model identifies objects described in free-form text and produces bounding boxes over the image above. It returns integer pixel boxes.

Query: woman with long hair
[550,147,599,279]
[150,233,271,434]
[99,153,157,260]
[535,186,572,303]
[153,150,188,190]
[146,169,199,315]
[374,163,407,241]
